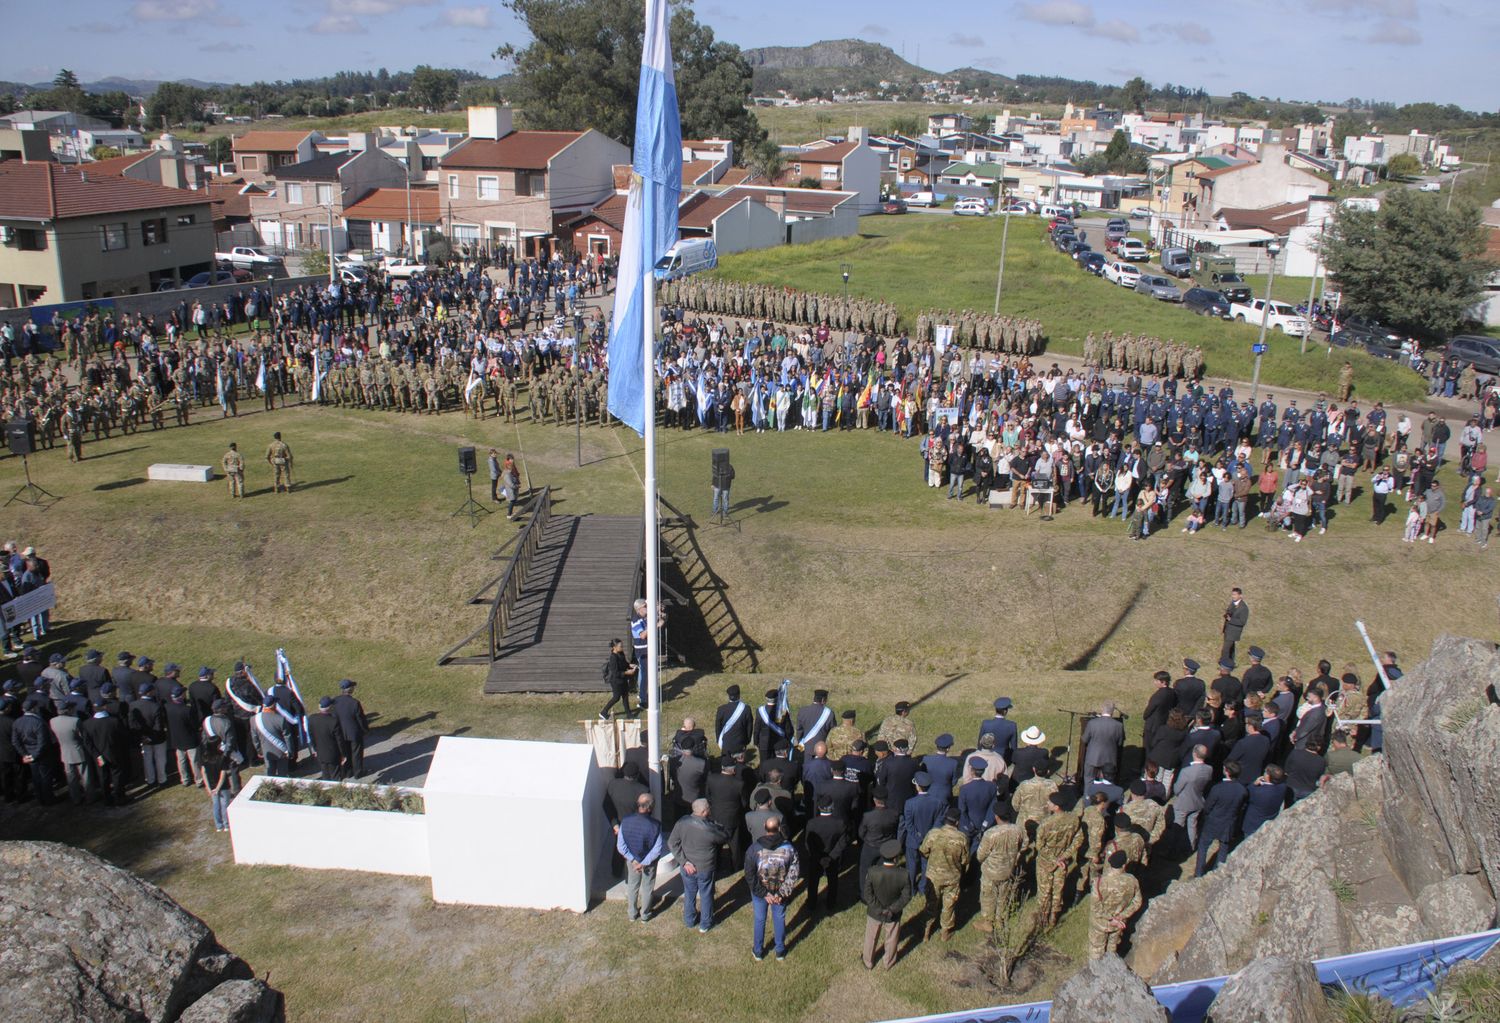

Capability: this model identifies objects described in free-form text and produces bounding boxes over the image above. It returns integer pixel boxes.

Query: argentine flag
[606,0,682,435]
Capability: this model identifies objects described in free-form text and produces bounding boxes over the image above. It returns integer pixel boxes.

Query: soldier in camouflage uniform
[918,807,970,941]
[825,709,861,763]
[1033,794,1083,929]
[876,701,916,751]
[1087,851,1142,959]
[1078,791,1111,895]
[1011,766,1060,831]
[1121,782,1166,865]
[974,813,1028,934]
[1106,812,1147,869]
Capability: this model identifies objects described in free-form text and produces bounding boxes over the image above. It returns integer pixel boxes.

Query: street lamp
[840,262,851,303]
[1250,238,1282,402]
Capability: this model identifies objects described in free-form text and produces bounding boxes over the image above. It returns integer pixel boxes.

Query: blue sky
[4,0,1494,110]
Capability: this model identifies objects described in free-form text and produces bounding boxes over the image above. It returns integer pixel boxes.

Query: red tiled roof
[343,186,441,223]
[682,159,717,185]
[575,192,628,231]
[86,151,153,177]
[720,185,857,216]
[231,131,313,153]
[440,131,583,170]
[200,179,255,220]
[1196,163,1250,180]
[796,141,858,164]
[1216,202,1309,232]
[678,194,744,230]
[717,167,756,186]
[0,162,212,221]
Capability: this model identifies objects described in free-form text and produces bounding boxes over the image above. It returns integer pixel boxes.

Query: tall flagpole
[643,230,662,809]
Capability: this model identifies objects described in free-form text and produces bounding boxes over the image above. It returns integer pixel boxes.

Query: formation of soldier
[1083,331,1205,380]
[914,309,1045,355]
[662,278,902,337]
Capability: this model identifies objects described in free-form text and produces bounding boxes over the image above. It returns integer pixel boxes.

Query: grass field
[3,398,1486,1022]
[708,215,1428,404]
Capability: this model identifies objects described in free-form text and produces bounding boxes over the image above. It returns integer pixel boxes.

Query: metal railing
[436,486,552,665]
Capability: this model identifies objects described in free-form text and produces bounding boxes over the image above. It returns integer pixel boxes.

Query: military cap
[913,771,932,788]
[339,679,356,691]
[319,696,334,709]
[84,649,103,662]
[894,701,911,712]
[813,688,829,701]
[935,733,954,749]
[994,696,1013,711]
[48,652,65,664]
[764,689,778,703]
[944,806,962,824]
[872,740,890,753]
[968,756,987,772]
[137,683,154,697]
[1183,658,1200,674]
[879,840,902,861]
[1248,646,1265,661]
[840,709,856,720]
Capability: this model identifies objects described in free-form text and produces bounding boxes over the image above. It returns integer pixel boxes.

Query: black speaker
[7,418,35,457]
[711,448,730,487]
[458,446,477,476]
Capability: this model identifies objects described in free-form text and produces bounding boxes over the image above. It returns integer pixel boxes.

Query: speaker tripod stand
[5,455,57,508]
[452,472,492,529]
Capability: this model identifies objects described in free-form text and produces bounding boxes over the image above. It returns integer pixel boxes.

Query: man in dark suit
[1174,659,1207,716]
[1142,671,1176,755]
[820,767,863,831]
[1291,688,1329,753]
[877,739,921,814]
[706,760,749,863]
[977,697,1018,763]
[900,772,946,893]
[713,684,751,757]
[801,741,836,818]
[857,787,901,892]
[674,741,707,810]
[188,667,222,722]
[1194,761,1248,877]
[920,734,960,805]
[760,744,800,797]
[109,651,136,693]
[794,689,835,757]
[331,679,369,778]
[1010,727,1050,785]
[162,686,200,786]
[1182,709,1223,768]
[307,697,346,780]
[753,689,791,763]
[77,650,110,705]
[1080,703,1125,783]
[1241,646,1273,696]
[79,700,131,805]
[127,656,158,704]
[958,757,998,845]
[802,795,848,911]
[605,761,650,828]
[1220,587,1249,663]
[1227,716,1271,782]
[1210,660,1243,707]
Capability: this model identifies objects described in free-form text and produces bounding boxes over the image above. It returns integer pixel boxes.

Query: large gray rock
[1051,955,1168,1023]
[176,981,284,1023]
[0,841,281,1023]
[1206,956,1329,1023]
[1415,874,1498,936]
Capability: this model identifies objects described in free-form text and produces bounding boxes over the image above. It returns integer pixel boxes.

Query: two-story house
[249,136,411,254]
[231,130,324,184]
[0,158,214,306]
[779,134,882,211]
[437,106,629,260]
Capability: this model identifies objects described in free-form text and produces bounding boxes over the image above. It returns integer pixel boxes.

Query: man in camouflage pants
[1032,794,1082,929]
[918,807,970,941]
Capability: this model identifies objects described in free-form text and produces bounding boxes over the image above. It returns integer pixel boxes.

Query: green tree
[1104,130,1130,164]
[1120,76,1150,115]
[408,65,459,111]
[0,93,16,117]
[53,69,81,91]
[89,145,123,160]
[205,136,233,167]
[301,249,330,278]
[1322,189,1494,338]
[496,0,768,158]
[146,82,207,127]
[1385,152,1422,178]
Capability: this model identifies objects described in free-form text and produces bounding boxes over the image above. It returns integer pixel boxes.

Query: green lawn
[709,215,1427,403]
[3,399,1486,1022]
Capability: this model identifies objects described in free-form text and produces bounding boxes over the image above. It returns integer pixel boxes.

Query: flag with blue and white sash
[274,648,312,746]
[605,0,682,436]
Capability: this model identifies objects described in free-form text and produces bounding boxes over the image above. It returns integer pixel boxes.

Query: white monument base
[228,775,430,876]
[148,463,213,482]
[423,736,611,912]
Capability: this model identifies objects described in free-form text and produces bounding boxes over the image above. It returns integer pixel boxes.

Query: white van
[653,238,718,280]
[1039,203,1072,220]
[907,191,938,207]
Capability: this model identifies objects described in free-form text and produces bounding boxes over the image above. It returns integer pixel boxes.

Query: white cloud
[311,14,367,35]
[440,6,492,28]
[342,0,437,14]
[1367,19,1421,44]
[1152,22,1213,45]
[131,0,219,19]
[201,40,250,53]
[1015,1,1138,41]
[1090,19,1139,42]
[948,32,985,47]
[1307,0,1416,18]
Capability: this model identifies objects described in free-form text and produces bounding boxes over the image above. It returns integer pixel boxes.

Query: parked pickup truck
[382,257,429,279]
[215,246,284,269]
[1230,298,1311,337]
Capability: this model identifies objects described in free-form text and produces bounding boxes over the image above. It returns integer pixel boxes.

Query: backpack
[756,842,800,899]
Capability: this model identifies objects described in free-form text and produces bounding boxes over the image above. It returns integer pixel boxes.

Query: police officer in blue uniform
[977,697,1018,764]
[900,770,946,894]
[920,733,961,804]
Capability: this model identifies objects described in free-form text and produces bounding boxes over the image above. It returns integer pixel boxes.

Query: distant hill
[744,39,936,97]
[0,77,227,99]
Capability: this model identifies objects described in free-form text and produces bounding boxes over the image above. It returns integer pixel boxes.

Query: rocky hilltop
[1128,635,1500,982]
[0,841,284,1023]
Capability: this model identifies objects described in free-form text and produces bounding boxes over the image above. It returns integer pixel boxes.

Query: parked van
[907,191,938,207]
[653,238,718,280]
[1039,203,1072,220]
[1160,246,1192,278]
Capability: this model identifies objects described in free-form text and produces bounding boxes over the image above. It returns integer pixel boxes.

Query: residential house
[927,112,972,135]
[1060,104,1120,134]
[0,157,215,306]
[0,129,53,165]
[1187,145,1326,226]
[342,185,441,256]
[1342,136,1386,166]
[1383,130,1435,166]
[249,136,411,254]
[231,130,324,184]
[0,110,110,134]
[77,127,147,154]
[676,191,784,254]
[1293,121,1334,159]
[719,185,860,244]
[778,134,881,211]
[437,105,628,259]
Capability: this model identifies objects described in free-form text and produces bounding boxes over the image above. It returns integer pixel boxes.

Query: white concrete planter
[228,775,431,877]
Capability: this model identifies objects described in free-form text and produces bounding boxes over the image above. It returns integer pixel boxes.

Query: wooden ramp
[483,514,642,694]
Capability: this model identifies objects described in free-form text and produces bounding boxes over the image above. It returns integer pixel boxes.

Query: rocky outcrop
[177,981,283,1023]
[1050,955,1168,1023]
[1206,956,1330,1023]
[0,841,283,1023]
[1129,636,1500,983]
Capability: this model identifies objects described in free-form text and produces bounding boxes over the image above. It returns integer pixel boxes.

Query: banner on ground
[876,928,1500,1023]
[1,583,55,628]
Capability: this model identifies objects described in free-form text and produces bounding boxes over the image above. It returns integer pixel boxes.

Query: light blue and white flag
[255,359,266,394]
[605,0,682,435]
[273,647,312,746]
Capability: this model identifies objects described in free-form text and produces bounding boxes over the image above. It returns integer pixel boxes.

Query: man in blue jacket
[1194,761,1248,877]
[616,792,665,923]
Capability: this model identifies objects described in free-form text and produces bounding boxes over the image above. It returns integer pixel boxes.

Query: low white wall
[228,775,431,877]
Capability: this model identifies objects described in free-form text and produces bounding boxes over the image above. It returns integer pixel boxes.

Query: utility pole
[325,204,336,287]
[993,196,1012,315]
[404,171,412,258]
[1251,238,1282,401]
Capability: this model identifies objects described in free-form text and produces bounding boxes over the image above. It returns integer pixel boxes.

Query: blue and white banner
[605,0,682,435]
[876,929,1500,1023]
[274,647,312,746]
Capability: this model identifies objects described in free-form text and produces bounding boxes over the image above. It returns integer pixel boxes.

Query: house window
[99,223,129,251]
[240,155,259,171]
[448,175,459,199]
[315,183,333,206]
[476,176,500,200]
[820,165,839,181]
[141,218,167,246]
[16,228,46,251]
[176,213,196,226]
[285,183,303,205]
[515,171,545,197]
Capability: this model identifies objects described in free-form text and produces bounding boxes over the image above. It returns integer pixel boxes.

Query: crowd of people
[601,605,1389,964]
[0,639,371,832]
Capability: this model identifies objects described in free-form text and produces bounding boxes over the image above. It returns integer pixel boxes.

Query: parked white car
[906,191,938,207]
[953,198,989,216]
[1104,261,1142,288]
[1117,238,1149,261]
[383,257,429,279]
[1418,181,1442,192]
[1231,298,1311,336]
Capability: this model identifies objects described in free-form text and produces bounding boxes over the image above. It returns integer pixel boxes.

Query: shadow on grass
[94,477,147,491]
[1061,581,1147,671]
[80,445,150,461]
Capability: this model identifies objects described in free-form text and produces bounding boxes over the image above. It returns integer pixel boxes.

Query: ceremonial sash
[757,705,785,738]
[717,701,747,749]
[254,712,289,758]
[796,706,831,748]
[227,676,264,714]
